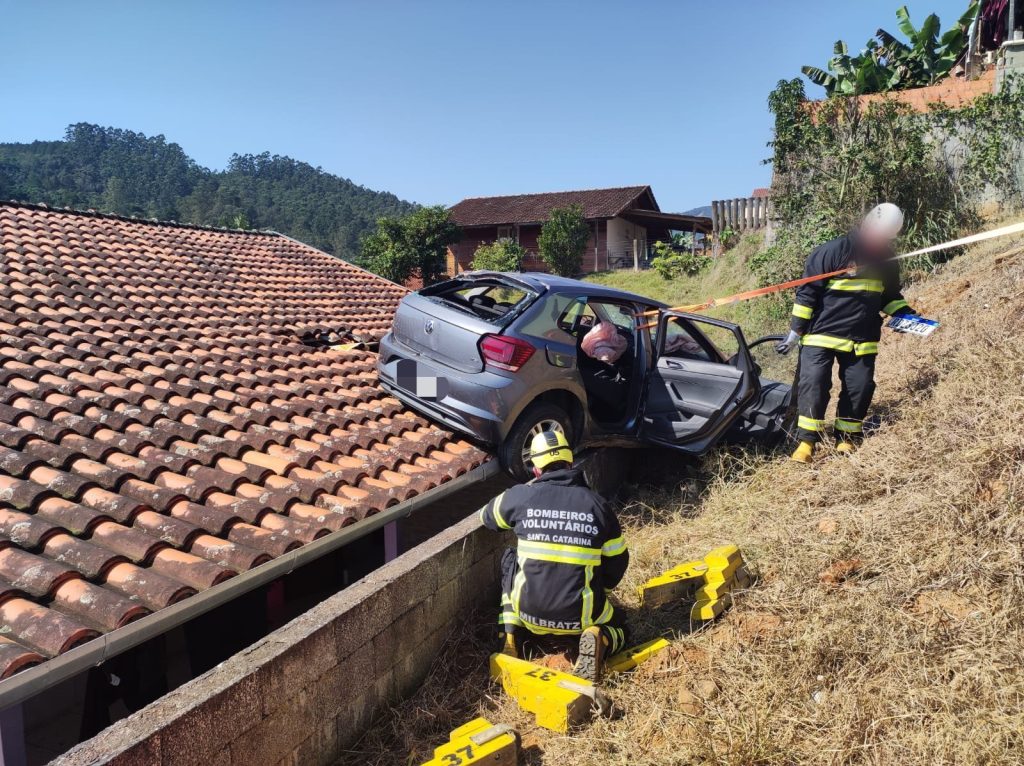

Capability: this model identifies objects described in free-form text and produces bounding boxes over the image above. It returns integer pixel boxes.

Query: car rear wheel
[499,402,574,482]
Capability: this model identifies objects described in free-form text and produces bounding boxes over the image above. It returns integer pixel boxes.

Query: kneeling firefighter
[479,430,629,682]
[776,203,918,462]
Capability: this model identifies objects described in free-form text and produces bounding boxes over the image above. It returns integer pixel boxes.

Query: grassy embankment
[584,233,781,341]
[342,228,1024,765]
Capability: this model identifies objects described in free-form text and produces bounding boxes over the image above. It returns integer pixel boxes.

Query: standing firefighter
[776,203,918,463]
[479,430,629,682]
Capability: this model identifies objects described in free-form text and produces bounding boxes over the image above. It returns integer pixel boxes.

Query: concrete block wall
[55,514,506,766]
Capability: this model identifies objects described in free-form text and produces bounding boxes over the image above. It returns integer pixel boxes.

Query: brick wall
[855,69,995,112]
[448,221,608,276]
[55,515,507,766]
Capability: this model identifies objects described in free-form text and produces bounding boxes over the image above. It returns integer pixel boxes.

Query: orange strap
[635,221,1024,329]
[636,265,854,329]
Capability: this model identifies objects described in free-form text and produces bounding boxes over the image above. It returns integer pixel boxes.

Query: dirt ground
[337,231,1024,766]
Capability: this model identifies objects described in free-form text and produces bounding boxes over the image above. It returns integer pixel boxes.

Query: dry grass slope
[340,231,1024,765]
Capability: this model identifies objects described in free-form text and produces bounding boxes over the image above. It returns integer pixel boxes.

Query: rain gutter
[0,460,497,710]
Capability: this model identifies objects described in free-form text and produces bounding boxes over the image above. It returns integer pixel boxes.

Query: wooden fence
[711,196,770,233]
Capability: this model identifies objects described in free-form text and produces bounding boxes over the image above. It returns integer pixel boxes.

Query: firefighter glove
[775,330,801,355]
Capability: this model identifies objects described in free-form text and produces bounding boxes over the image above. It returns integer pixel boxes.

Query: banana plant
[803,1,979,96]
[802,39,893,97]
[875,2,978,86]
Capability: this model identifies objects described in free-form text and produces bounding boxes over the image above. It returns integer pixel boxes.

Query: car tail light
[479,334,535,372]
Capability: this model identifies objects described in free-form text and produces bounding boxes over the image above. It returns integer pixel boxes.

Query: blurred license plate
[887,315,939,337]
[394,359,447,400]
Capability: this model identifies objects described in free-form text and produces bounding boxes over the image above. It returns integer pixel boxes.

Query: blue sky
[2,0,970,212]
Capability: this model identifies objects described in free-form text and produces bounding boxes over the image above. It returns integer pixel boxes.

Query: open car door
[640,312,760,454]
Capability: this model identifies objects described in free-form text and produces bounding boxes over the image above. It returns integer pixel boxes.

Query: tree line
[0,123,417,259]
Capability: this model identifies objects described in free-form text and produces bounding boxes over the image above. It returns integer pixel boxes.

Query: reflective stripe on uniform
[834,418,864,433]
[518,540,602,567]
[801,334,855,352]
[490,493,510,530]
[581,565,594,628]
[801,334,879,355]
[826,278,884,292]
[882,299,909,315]
[791,303,814,320]
[511,567,527,616]
[798,415,828,432]
[607,626,626,653]
[517,616,582,636]
[601,536,627,557]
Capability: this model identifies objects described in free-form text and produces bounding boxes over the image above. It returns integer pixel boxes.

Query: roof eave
[0,461,497,709]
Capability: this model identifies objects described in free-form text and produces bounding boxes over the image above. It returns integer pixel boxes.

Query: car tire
[499,402,574,482]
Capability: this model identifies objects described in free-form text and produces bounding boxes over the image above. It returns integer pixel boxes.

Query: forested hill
[0,123,417,259]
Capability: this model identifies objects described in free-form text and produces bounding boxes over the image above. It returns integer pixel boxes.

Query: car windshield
[420,278,536,323]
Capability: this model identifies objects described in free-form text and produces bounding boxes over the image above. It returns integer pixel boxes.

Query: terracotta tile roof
[0,201,487,679]
[449,186,656,227]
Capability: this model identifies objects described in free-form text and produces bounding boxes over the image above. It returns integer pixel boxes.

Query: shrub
[360,205,461,285]
[718,227,739,250]
[471,239,525,272]
[538,204,591,277]
[650,241,711,281]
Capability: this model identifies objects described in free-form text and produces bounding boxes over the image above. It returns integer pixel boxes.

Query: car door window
[518,294,589,343]
[696,322,742,364]
[654,317,711,361]
[594,302,635,334]
[560,301,597,336]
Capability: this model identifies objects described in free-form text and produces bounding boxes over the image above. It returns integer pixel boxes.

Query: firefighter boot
[501,631,519,659]
[836,440,856,455]
[574,626,608,683]
[790,441,814,464]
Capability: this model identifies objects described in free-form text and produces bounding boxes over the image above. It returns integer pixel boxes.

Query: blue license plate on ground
[887,315,939,337]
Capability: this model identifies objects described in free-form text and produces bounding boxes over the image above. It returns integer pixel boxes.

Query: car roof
[460,271,667,308]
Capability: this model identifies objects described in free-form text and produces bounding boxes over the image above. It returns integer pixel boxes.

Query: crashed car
[377,271,793,479]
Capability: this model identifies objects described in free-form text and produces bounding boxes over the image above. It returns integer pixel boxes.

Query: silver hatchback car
[377,271,793,479]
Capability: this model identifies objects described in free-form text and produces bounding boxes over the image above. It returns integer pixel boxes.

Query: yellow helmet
[529,430,573,470]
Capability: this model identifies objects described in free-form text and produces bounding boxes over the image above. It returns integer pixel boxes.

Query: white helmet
[862,203,904,240]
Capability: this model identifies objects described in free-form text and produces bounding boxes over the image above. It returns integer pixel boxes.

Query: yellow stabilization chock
[420,717,518,766]
[606,637,672,673]
[637,544,751,622]
[489,653,603,733]
[636,560,708,608]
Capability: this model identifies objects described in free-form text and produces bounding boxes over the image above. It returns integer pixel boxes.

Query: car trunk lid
[391,293,496,373]
[392,275,541,373]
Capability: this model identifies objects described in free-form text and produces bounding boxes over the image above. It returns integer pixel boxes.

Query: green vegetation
[649,240,711,281]
[359,206,460,285]
[585,234,782,340]
[471,239,526,272]
[538,204,591,277]
[931,76,1024,208]
[761,74,1024,289]
[802,2,977,96]
[0,123,416,259]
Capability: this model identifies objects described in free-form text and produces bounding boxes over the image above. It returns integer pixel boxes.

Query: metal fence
[711,196,770,233]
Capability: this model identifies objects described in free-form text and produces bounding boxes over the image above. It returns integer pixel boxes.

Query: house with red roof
[447,186,711,274]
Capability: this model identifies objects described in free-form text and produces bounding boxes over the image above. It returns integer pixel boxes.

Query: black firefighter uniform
[791,230,915,443]
[479,467,629,654]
